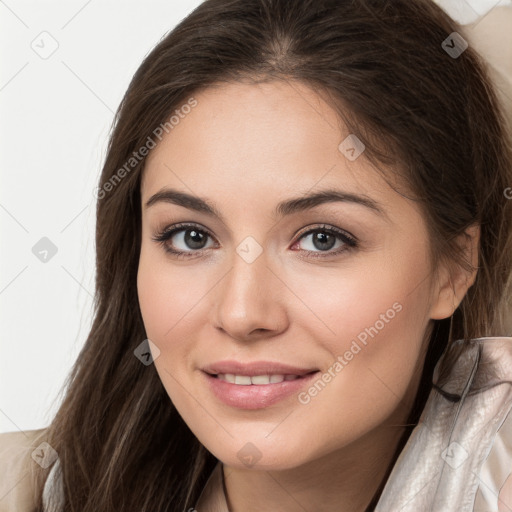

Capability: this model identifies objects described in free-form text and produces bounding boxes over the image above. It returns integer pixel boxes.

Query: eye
[152,222,358,259]
[152,222,217,259]
[291,224,358,258]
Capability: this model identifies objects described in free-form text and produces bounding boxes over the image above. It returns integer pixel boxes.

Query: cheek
[289,248,432,434]
[137,245,210,341]
[137,258,172,341]
[289,243,432,360]
[136,249,204,410]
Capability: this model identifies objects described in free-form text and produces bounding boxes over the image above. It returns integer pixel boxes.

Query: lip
[201,361,320,409]
[202,360,318,377]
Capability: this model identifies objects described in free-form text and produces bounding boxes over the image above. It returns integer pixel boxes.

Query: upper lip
[202,360,319,377]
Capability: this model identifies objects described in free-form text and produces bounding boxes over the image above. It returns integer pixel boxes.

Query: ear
[429,224,480,320]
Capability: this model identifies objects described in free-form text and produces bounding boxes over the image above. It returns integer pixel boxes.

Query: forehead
[141,80,404,214]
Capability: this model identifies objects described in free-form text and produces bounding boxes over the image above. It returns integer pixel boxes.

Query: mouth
[201,366,321,409]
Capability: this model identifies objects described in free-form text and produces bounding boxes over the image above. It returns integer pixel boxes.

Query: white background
[0,0,204,434]
[1,0,510,434]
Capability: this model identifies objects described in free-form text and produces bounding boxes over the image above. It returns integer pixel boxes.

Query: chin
[202,434,317,471]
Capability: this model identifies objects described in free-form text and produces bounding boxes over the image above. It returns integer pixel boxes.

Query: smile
[203,370,320,409]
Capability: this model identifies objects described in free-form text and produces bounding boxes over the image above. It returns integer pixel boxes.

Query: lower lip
[202,371,320,409]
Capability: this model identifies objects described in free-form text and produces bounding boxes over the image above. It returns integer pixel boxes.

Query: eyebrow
[144,187,387,222]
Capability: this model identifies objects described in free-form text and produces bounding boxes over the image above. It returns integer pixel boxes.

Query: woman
[1,0,512,510]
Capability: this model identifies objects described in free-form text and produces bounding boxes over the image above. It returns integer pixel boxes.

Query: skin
[499,473,512,512]
[137,80,479,512]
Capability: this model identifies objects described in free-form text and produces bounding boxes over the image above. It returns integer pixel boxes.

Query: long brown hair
[37,0,512,510]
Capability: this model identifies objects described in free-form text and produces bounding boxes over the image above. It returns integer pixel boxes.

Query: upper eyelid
[158,222,216,240]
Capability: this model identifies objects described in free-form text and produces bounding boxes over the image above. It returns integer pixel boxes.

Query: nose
[211,243,289,342]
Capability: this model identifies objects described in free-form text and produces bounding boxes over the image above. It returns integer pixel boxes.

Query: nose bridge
[225,235,268,304]
[213,235,283,337]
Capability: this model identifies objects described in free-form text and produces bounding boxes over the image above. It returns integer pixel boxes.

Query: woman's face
[137,80,453,470]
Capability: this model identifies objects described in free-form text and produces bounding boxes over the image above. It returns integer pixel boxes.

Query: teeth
[234,375,252,385]
[217,374,301,385]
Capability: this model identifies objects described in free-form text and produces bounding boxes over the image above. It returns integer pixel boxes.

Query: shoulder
[0,428,52,512]
[464,5,512,120]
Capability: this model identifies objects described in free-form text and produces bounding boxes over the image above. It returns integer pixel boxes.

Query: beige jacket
[0,429,51,512]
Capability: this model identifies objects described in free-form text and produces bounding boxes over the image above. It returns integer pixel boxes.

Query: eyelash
[151,222,358,260]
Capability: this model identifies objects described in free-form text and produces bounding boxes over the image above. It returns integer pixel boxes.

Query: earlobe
[429,276,458,321]
[429,224,480,320]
